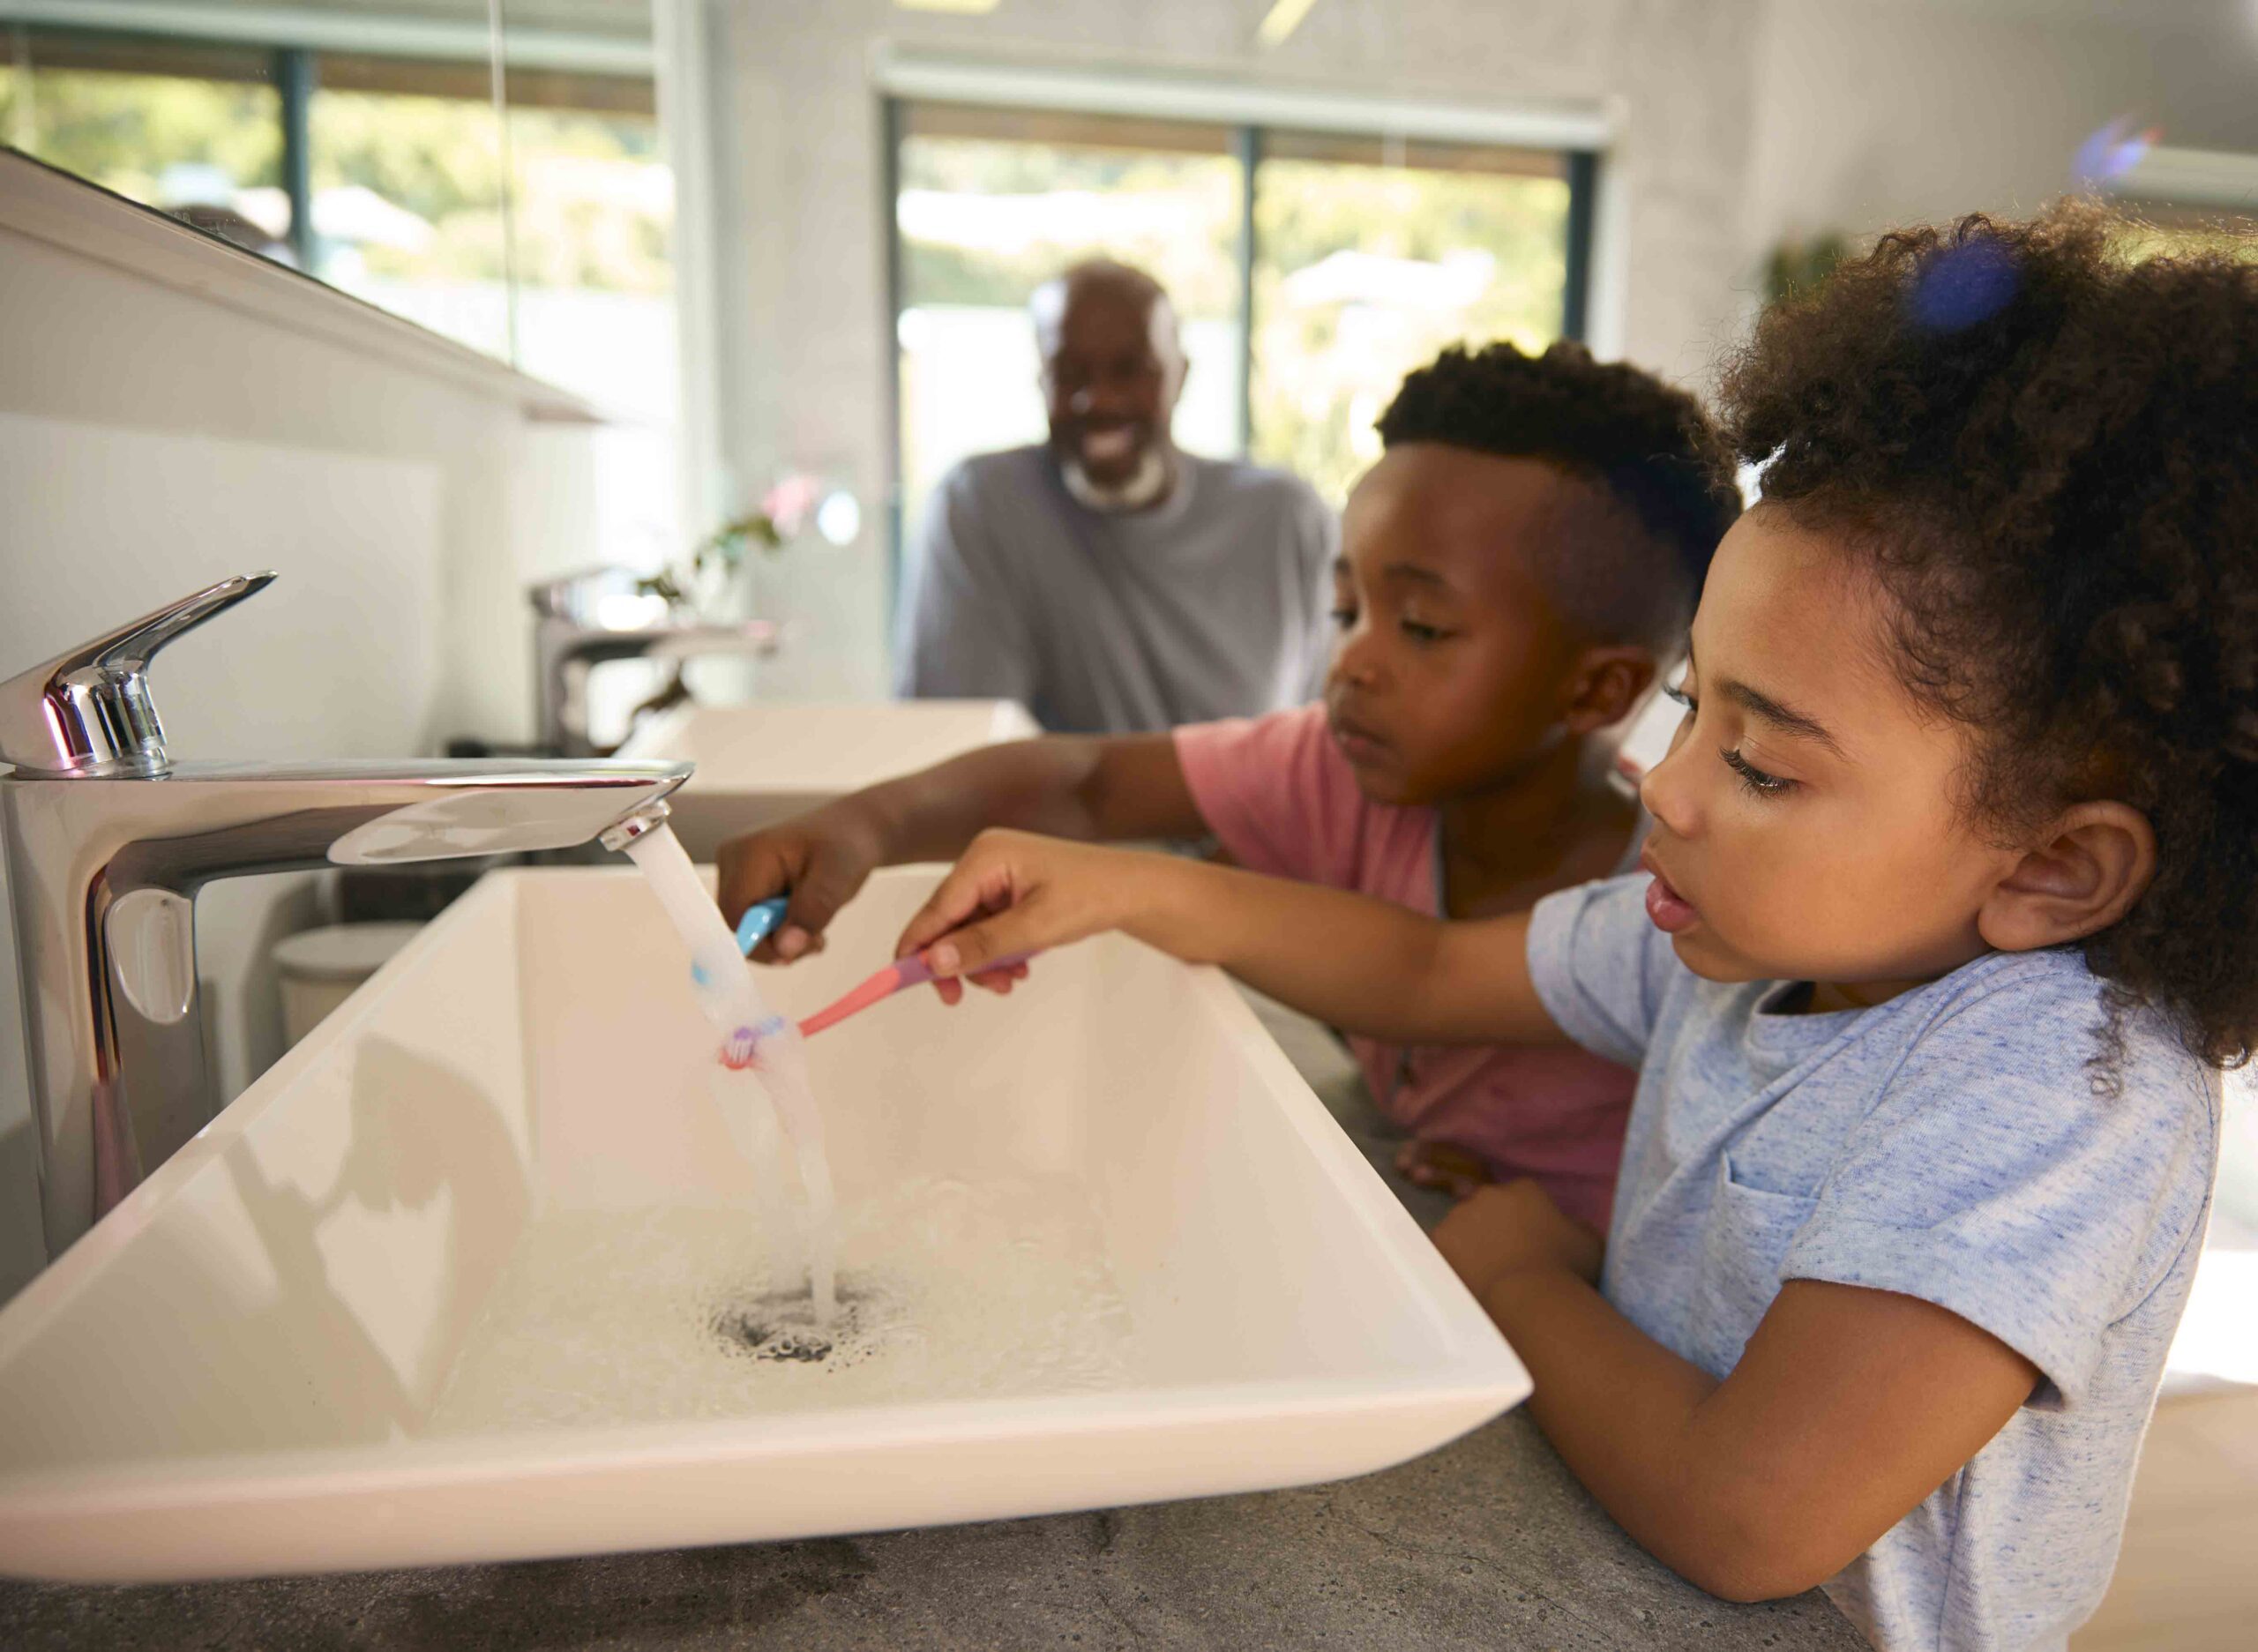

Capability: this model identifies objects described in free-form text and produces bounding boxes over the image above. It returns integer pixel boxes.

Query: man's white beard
[1061,447,1171,513]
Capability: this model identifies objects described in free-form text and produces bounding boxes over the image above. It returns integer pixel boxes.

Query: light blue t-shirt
[1527,874,2219,1652]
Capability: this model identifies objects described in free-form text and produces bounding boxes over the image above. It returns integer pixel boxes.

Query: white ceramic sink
[616,701,1041,860]
[0,866,1526,1581]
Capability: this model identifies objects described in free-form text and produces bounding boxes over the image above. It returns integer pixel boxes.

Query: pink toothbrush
[713,897,1033,1069]
[796,948,1036,1040]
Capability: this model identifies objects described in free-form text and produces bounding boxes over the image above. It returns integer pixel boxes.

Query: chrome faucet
[530,566,780,757]
[0,573,692,1266]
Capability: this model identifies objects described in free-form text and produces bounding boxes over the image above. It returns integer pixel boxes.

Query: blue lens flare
[1907,236,2021,333]
[2072,116,2159,192]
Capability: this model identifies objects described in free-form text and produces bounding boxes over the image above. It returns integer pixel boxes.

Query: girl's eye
[1329,606,1357,630]
[1722,747,1793,797]
[1399,618,1448,645]
[1662,684,1694,710]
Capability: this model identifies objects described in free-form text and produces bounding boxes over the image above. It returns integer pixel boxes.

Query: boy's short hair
[1375,340,1742,654]
[1718,202,2258,1067]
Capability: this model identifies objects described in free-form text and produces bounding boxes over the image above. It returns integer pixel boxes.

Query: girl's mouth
[1640,848,1699,933]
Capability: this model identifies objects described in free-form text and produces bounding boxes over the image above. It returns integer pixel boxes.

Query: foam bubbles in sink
[424,1173,1135,1432]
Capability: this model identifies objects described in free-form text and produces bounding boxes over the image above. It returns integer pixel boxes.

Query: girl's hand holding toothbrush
[896,829,1155,1005]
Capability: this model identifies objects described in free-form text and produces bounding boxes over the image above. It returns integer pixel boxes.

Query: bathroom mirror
[0,2,669,412]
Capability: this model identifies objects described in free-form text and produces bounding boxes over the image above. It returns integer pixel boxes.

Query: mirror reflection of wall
[0,2,670,428]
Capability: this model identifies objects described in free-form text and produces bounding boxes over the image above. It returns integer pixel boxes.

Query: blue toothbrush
[692,895,790,988]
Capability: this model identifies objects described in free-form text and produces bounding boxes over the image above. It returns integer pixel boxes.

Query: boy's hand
[896,828,1144,1005]
[1396,1140,1496,1198]
[716,802,888,963]
[1432,1180,1604,1302]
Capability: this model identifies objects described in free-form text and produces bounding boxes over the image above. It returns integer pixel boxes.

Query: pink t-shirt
[1174,705,1635,1230]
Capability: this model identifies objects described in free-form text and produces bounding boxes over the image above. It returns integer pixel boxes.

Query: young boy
[721,341,1741,1228]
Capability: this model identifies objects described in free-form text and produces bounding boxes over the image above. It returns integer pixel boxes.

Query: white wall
[1742,0,2258,303]
[0,188,612,1295]
[704,0,1769,704]
[0,228,603,744]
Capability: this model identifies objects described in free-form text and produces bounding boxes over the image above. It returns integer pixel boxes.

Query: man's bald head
[1032,259,1187,499]
[1030,259,1175,348]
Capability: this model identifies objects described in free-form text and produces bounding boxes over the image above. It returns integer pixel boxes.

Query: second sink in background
[617,700,1039,862]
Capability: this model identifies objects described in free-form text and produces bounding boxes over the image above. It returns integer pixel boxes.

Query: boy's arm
[897,829,1568,1047]
[1438,1185,2039,1602]
[716,736,1200,960]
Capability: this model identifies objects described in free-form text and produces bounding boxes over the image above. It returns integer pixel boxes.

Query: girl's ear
[1977,801,2157,953]
[1563,647,1658,735]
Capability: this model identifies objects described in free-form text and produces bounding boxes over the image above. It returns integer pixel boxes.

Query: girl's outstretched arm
[895,828,1569,1047]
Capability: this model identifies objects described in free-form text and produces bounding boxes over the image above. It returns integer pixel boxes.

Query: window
[501,89,675,425]
[303,54,514,358]
[306,51,674,421]
[4,15,680,562]
[2,19,672,422]
[1250,132,1573,505]
[888,98,1595,566]
[0,27,288,260]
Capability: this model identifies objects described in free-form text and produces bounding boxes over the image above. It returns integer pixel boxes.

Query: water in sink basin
[624,823,838,1322]
[426,1172,1134,1431]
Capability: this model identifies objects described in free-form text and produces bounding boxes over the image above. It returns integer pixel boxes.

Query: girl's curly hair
[1719,202,2258,1067]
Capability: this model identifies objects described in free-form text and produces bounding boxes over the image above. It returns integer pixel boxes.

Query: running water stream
[623,823,837,1323]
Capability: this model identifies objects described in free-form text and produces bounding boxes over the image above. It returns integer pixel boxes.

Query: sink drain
[711,1286,874,1367]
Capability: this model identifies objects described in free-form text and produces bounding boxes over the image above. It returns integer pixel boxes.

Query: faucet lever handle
[0,572,277,776]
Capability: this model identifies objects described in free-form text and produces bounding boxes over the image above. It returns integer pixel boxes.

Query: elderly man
[894,259,1335,734]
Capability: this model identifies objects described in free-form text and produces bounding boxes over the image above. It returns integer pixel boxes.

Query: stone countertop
[0,998,1864,1652]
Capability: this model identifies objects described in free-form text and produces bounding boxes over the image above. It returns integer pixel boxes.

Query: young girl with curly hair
[890,206,2254,1649]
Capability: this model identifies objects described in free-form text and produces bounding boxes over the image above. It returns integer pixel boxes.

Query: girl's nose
[1638,717,1700,837]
